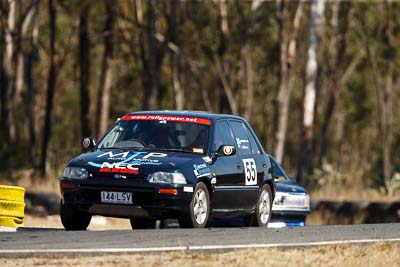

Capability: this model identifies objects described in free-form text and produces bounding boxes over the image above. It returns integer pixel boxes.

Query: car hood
[276,181,308,194]
[67,148,209,177]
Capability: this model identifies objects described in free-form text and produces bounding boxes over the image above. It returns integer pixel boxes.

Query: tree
[2,0,16,141]
[215,0,238,115]
[39,0,58,177]
[297,0,326,184]
[365,0,396,194]
[319,1,352,164]
[24,1,40,166]
[79,1,92,138]
[273,0,305,163]
[96,0,115,138]
[138,0,178,110]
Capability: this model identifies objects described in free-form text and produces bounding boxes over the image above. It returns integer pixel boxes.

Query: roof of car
[127,110,245,121]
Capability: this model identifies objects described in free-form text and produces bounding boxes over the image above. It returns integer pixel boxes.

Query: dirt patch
[1,243,399,267]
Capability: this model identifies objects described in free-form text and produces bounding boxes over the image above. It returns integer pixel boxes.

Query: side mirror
[217,145,236,156]
[81,137,96,151]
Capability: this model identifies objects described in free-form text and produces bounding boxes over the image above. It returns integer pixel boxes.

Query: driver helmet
[132,121,154,140]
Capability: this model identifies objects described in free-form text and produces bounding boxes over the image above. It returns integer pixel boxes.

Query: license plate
[101,191,133,204]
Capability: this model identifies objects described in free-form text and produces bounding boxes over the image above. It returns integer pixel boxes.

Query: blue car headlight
[148,172,186,184]
[63,167,88,179]
[273,192,310,209]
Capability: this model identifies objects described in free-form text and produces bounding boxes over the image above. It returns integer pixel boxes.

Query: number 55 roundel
[243,158,257,185]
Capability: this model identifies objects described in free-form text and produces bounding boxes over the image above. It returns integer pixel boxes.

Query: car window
[229,121,252,156]
[97,116,210,154]
[271,157,288,180]
[244,125,261,155]
[214,121,235,150]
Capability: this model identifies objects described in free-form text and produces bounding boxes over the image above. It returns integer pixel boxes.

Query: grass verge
[1,242,399,267]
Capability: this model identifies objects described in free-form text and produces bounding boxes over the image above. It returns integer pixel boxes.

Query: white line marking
[0,226,17,232]
[1,238,400,254]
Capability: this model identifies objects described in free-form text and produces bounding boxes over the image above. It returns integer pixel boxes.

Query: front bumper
[60,178,193,219]
[271,207,311,227]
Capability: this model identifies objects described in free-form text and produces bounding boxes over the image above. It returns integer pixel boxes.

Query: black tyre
[60,201,91,231]
[244,184,272,227]
[178,182,210,228]
[130,218,157,229]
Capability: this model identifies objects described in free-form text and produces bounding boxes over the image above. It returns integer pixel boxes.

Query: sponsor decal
[202,156,212,164]
[142,152,167,159]
[130,159,163,166]
[243,158,257,185]
[121,114,211,126]
[100,162,139,174]
[97,151,131,160]
[89,152,167,170]
[236,138,249,150]
[193,163,211,178]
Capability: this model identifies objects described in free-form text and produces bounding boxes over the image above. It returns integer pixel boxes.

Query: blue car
[269,156,311,227]
[60,111,275,230]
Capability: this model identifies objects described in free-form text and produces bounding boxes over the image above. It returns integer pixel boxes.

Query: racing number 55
[243,158,257,185]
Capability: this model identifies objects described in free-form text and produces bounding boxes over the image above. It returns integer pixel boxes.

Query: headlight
[148,172,186,184]
[273,192,310,209]
[63,167,88,179]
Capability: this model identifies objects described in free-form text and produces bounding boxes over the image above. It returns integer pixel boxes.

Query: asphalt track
[0,223,400,254]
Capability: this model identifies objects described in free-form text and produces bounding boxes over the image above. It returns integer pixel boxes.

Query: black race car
[60,111,275,230]
[270,156,311,227]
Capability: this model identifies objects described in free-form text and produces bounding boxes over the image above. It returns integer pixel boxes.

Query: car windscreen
[98,116,210,154]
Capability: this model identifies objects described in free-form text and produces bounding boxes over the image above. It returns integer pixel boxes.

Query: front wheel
[60,201,91,230]
[178,182,210,228]
[244,184,272,227]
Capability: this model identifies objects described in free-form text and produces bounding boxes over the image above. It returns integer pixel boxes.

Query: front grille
[90,173,148,181]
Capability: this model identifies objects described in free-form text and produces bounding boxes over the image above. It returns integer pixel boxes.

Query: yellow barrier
[0,185,25,227]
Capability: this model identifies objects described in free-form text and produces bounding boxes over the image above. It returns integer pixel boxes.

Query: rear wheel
[60,201,91,230]
[130,218,157,229]
[178,182,210,228]
[244,184,272,227]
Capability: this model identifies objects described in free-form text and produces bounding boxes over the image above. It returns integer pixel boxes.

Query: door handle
[236,163,242,169]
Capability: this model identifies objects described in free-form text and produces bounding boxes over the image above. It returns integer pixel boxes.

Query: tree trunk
[172,52,183,110]
[243,43,254,120]
[13,1,38,142]
[3,0,16,141]
[0,2,6,136]
[319,1,351,164]
[143,0,157,110]
[25,0,39,167]
[297,0,325,184]
[39,0,58,177]
[382,0,393,193]
[273,0,304,163]
[241,0,262,121]
[216,0,238,115]
[382,59,393,193]
[134,0,148,110]
[96,0,114,138]
[79,1,91,137]
[141,0,178,110]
